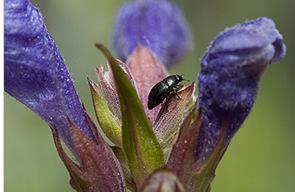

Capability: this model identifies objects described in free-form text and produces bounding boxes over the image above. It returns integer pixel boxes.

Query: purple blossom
[197,17,286,162]
[4,0,95,148]
[112,0,192,67]
[4,0,288,190]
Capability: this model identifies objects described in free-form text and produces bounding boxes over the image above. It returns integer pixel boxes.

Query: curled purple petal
[4,0,95,147]
[112,0,192,67]
[196,17,286,163]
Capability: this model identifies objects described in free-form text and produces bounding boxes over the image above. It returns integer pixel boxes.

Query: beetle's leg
[172,85,182,99]
[172,89,181,100]
[175,84,183,89]
[175,92,181,100]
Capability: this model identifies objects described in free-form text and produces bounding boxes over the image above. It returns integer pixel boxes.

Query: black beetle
[147,74,184,110]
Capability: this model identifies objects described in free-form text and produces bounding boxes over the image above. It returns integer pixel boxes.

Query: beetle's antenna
[180,73,190,82]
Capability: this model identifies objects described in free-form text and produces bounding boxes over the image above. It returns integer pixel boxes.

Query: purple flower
[197,17,286,162]
[4,0,288,190]
[4,0,95,147]
[112,0,192,67]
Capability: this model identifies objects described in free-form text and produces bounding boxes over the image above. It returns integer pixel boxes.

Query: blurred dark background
[4,0,295,191]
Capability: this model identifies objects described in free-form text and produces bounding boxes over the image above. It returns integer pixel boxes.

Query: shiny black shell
[147,75,183,109]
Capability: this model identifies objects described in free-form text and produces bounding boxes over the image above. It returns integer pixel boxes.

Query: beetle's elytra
[147,74,184,110]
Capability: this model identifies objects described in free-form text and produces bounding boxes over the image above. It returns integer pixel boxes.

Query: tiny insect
[147,74,185,110]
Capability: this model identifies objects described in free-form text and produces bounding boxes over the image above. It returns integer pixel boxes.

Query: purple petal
[196,17,286,163]
[112,0,192,67]
[4,0,94,147]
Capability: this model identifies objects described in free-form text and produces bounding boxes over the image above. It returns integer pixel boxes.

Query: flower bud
[197,17,286,162]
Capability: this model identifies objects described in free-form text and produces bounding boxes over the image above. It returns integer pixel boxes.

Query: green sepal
[88,79,122,147]
[95,44,165,186]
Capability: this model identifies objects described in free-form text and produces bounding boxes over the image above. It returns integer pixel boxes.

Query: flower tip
[87,77,96,87]
[272,37,287,62]
[94,43,102,49]
[87,78,100,99]
[202,17,286,68]
[94,43,106,55]
[86,76,91,83]
[256,17,287,63]
[95,43,116,63]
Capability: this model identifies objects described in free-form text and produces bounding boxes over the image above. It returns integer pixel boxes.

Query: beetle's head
[176,74,184,81]
[176,74,190,83]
